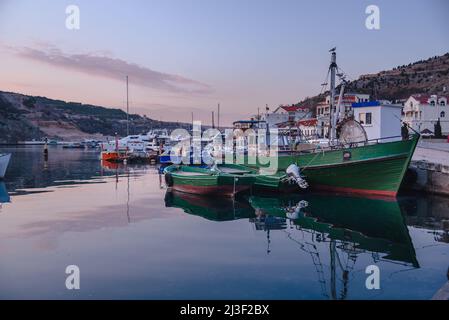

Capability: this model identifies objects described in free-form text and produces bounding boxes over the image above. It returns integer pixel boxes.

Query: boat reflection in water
[166,190,420,300]
[164,191,255,221]
[248,194,419,300]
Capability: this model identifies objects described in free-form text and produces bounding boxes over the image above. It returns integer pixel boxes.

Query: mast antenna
[126,75,129,136]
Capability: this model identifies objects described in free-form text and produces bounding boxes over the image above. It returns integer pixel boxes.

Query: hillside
[297,52,449,111]
[0,91,190,143]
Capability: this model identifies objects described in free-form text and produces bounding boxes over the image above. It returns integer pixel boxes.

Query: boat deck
[175,171,211,176]
[219,168,252,174]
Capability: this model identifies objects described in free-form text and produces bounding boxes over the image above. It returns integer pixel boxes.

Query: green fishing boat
[246,134,419,197]
[242,49,419,197]
[163,164,256,196]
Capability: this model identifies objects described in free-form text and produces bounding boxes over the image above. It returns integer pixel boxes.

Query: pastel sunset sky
[0,0,448,125]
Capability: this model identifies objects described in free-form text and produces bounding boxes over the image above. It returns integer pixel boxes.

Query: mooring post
[43,137,48,160]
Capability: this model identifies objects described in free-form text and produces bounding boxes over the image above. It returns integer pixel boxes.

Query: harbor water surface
[0,146,448,299]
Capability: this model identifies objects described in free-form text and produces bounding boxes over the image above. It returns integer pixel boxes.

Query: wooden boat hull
[164,165,255,196]
[169,183,251,196]
[244,135,419,197]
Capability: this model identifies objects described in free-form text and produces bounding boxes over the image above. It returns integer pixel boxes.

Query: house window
[441,111,446,118]
[359,112,372,125]
[366,112,372,125]
[430,100,436,106]
[441,101,446,106]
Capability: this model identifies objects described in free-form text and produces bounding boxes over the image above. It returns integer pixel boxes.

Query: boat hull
[0,153,11,179]
[165,165,255,196]
[245,135,419,197]
[169,183,251,196]
[253,172,299,192]
[101,151,128,162]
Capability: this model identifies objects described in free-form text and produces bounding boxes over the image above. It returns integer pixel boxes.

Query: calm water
[0,146,448,299]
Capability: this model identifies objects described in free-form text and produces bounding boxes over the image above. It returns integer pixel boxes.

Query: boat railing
[285,134,415,155]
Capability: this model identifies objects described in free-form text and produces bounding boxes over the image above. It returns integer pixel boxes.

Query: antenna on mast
[126,75,129,136]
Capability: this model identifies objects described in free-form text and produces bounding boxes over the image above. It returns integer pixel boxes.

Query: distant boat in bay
[62,142,85,149]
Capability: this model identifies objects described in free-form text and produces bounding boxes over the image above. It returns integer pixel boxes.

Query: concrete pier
[406,141,449,196]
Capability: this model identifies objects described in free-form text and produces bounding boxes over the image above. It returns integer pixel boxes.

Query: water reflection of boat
[249,194,418,267]
[248,194,419,300]
[0,182,10,203]
[101,160,124,171]
[164,191,255,221]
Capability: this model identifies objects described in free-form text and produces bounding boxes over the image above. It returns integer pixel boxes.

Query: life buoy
[165,172,174,187]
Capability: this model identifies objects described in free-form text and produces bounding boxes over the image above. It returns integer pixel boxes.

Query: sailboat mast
[217,103,220,131]
[328,49,337,143]
[126,75,129,136]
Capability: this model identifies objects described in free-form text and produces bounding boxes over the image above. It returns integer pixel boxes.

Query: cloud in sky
[10,44,212,95]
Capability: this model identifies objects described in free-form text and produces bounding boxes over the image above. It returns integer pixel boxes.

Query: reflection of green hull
[164,191,255,221]
[245,135,419,197]
[249,194,418,267]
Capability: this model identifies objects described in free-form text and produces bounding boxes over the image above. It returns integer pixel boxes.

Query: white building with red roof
[298,118,318,138]
[261,104,311,128]
[402,94,448,135]
[316,93,370,118]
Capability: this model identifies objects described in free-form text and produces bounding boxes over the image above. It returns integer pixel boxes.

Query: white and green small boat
[163,164,256,197]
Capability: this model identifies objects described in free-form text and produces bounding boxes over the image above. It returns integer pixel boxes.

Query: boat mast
[333,81,346,132]
[328,48,337,143]
[217,103,220,131]
[126,75,130,136]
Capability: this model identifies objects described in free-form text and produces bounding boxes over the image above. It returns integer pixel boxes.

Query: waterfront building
[261,105,311,128]
[298,118,318,139]
[402,94,449,135]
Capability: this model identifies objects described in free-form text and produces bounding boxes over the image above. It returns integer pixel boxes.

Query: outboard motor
[285,200,309,220]
[286,164,308,189]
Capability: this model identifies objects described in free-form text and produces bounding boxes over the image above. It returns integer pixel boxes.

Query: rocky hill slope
[0,91,190,143]
[297,52,449,111]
